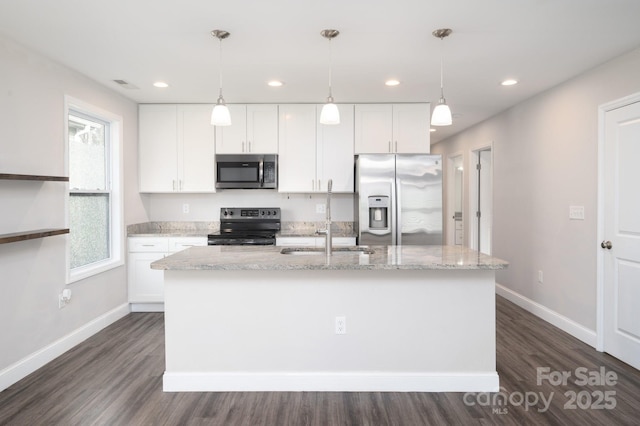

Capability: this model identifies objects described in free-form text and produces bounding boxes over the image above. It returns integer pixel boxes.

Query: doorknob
[601,240,612,249]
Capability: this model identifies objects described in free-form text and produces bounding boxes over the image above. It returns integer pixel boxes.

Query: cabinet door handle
[172,180,176,191]
[311,179,315,191]
[248,141,252,152]
[395,141,398,152]
[388,141,391,152]
[242,141,245,152]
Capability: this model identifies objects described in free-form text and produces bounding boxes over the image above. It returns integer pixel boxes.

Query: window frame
[65,96,124,283]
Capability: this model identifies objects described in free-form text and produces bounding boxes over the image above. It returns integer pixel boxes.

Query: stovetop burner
[208,207,281,246]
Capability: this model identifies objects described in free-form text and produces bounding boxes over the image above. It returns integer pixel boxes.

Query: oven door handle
[259,158,264,187]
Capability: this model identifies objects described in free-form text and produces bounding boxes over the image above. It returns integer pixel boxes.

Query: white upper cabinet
[139,104,216,193]
[215,104,278,154]
[355,103,430,154]
[214,104,246,154]
[354,104,393,154]
[139,105,178,192]
[179,105,217,191]
[316,104,355,192]
[278,104,317,192]
[392,103,431,153]
[278,104,355,193]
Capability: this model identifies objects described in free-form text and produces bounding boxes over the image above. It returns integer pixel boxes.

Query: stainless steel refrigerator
[355,154,442,245]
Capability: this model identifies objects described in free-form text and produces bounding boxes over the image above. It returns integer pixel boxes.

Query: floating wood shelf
[0,228,69,244]
[0,173,69,182]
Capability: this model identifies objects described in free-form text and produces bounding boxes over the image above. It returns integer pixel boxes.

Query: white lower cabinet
[276,236,356,247]
[128,236,206,311]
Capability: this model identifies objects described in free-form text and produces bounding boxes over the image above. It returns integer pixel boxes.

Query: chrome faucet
[316,179,333,257]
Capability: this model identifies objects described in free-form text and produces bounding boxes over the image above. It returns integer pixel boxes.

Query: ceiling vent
[113,79,140,90]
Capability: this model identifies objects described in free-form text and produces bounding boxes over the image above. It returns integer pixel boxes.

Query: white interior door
[602,100,640,370]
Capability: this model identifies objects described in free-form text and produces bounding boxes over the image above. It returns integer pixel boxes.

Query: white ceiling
[2,0,640,143]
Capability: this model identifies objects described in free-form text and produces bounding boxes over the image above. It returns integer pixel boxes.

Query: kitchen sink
[280,247,375,255]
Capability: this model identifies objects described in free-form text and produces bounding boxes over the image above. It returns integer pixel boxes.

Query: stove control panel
[221,207,281,220]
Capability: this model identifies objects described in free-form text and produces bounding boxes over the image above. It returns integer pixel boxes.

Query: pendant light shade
[212,99,231,126]
[431,28,453,127]
[211,30,231,126]
[431,98,452,126]
[320,99,340,125]
[320,29,340,125]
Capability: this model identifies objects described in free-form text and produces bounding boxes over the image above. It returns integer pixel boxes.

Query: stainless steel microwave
[215,154,278,189]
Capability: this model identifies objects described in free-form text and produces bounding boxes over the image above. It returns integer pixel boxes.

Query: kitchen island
[151,245,508,392]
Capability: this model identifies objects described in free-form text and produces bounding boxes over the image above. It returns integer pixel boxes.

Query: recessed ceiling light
[430,128,436,132]
[385,79,400,86]
[268,80,284,87]
[501,79,518,86]
[153,81,169,88]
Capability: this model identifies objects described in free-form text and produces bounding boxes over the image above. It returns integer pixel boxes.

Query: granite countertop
[151,245,508,271]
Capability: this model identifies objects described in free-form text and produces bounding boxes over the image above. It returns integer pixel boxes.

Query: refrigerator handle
[395,181,401,246]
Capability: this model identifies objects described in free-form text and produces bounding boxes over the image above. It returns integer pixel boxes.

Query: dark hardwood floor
[1,296,639,425]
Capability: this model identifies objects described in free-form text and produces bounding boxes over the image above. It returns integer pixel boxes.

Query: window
[66,98,123,281]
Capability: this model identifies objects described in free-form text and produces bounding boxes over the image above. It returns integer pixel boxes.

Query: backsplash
[127,220,354,237]
[142,191,355,223]
[127,221,219,236]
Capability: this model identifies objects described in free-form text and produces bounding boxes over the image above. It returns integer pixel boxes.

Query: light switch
[569,206,585,220]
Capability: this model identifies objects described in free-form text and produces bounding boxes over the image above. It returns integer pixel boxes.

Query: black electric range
[207,207,281,246]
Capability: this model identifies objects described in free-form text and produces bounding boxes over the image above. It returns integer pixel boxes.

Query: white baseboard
[130,302,164,312]
[496,283,597,347]
[163,371,500,392]
[0,303,130,392]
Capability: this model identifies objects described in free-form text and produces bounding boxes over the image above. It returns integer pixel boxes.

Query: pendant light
[431,28,453,126]
[320,29,340,125]
[211,29,232,126]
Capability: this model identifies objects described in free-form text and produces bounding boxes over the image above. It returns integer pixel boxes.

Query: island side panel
[163,269,498,392]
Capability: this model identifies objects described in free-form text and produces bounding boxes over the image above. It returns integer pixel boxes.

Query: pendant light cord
[327,37,333,99]
[218,37,224,98]
[439,36,445,98]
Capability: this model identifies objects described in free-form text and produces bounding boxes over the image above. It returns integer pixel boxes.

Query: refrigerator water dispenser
[368,196,389,230]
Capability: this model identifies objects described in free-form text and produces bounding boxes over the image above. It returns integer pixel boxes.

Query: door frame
[468,142,493,252]
[446,151,464,245]
[596,91,640,352]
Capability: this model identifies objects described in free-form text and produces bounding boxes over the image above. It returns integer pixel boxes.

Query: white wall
[0,34,147,388]
[432,47,640,333]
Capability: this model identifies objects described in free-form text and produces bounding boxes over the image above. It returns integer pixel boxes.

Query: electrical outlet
[538,270,544,284]
[58,289,72,308]
[182,203,190,214]
[316,204,326,214]
[335,316,346,335]
[58,294,67,309]
[569,205,584,220]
